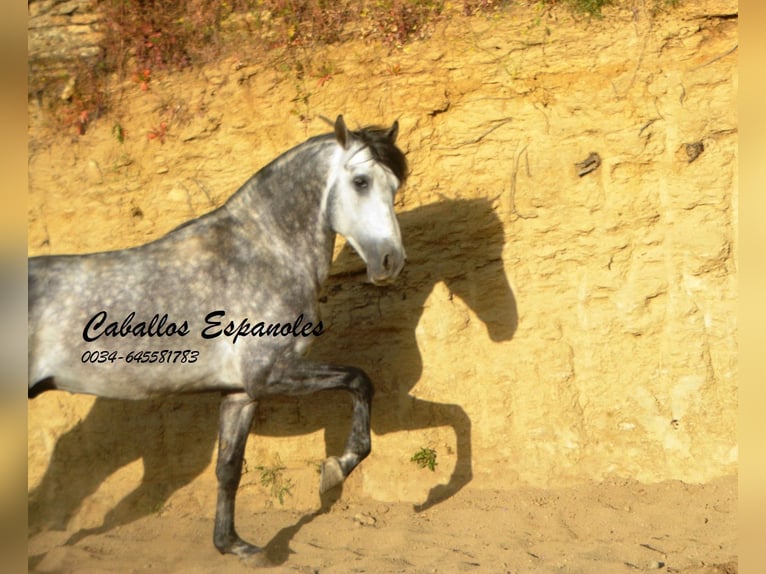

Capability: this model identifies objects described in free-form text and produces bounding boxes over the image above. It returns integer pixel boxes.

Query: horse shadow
[303,196,518,508]
[28,197,517,561]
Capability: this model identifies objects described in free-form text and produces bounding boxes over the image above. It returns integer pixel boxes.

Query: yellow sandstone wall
[28,0,737,521]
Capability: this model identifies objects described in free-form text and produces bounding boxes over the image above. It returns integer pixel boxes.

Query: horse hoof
[216,536,263,558]
[232,542,263,557]
[236,546,271,567]
[320,456,345,494]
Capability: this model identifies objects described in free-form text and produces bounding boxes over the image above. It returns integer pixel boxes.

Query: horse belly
[34,354,244,399]
[29,322,245,399]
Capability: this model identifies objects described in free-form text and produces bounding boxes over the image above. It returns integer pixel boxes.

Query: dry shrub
[44,0,681,134]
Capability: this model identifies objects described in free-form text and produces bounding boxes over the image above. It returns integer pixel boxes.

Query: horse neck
[223,138,338,284]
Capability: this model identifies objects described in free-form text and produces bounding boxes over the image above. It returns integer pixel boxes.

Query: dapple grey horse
[28,115,407,557]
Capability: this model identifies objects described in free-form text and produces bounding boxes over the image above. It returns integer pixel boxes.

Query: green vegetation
[563,0,615,16]
[411,446,438,472]
[254,455,294,505]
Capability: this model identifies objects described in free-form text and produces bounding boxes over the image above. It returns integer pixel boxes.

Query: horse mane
[350,125,409,186]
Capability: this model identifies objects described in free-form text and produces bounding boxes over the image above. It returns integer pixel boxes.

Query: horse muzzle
[365,241,406,286]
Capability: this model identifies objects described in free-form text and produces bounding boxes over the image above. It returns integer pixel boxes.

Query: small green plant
[112,123,125,143]
[564,0,613,17]
[254,455,294,505]
[411,447,438,472]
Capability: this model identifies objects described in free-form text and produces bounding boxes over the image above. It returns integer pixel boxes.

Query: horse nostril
[382,253,391,272]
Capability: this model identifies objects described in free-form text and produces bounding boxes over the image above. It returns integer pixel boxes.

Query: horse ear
[386,120,399,144]
[334,115,349,149]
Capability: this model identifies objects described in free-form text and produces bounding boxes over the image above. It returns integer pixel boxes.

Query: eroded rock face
[28,0,104,94]
[28,0,737,519]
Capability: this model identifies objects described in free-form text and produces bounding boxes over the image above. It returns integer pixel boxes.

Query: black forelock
[351,125,409,185]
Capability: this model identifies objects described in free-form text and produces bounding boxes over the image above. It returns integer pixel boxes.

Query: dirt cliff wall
[28,0,103,93]
[28,0,737,523]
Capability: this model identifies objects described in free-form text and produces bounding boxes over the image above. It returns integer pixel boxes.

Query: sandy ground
[28,475,736,573]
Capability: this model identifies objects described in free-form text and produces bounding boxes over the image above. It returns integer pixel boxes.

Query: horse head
[325,115,407,286]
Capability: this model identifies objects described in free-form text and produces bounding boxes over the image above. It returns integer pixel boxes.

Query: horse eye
[352,176,369,191]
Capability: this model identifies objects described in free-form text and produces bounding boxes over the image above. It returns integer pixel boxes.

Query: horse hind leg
[213,392,262,558]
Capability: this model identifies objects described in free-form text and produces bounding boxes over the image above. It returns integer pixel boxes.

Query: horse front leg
[213,392,260,557]
[262,360,374,494]
[318,366,374,494]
